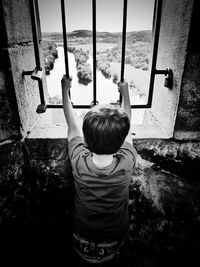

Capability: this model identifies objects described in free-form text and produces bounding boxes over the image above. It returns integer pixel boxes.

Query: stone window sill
[28,109,170,139]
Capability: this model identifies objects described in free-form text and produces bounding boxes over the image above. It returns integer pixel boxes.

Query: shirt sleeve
[118,142,137,171]
[68,136,88,161]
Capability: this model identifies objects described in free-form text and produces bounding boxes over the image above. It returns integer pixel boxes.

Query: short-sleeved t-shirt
[68,136,137,242]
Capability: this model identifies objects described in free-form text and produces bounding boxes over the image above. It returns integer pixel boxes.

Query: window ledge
[131,124,170,139]
[28,110,170,140]
[26,104,172,139]
[28,124,170,139]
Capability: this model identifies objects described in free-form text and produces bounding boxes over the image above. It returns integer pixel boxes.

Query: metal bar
[119,0,128,103]
[47,104,92,109]
[29,0,45,107]
[155,69,169,75]
[147,0,163,108]
[46,104,148,109]
[61,0,69,78]
[38,79,45,104]
[152,0,157,35]
[29,0,41,70]
[131,104,148,109]
[92,0,97,104]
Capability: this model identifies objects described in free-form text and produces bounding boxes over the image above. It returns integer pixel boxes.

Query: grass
[67,42,117,53]
[109,62,150,96]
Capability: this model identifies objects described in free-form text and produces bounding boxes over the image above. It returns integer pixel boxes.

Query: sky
[38,0,155,33]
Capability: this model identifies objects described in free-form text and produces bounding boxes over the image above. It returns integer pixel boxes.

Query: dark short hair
[82,105,130,154]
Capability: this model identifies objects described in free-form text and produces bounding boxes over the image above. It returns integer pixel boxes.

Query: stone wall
[150,0,193,137]
[0,0,47,138]
[133,139,200,182]
[174,0,200,140]
[0,139,75,265]
[0,0,50,241]
[0,66,21,141]
[3,137,197,266]
[1,136,200,265]
[128,156,200,267]
[0,2,55,262]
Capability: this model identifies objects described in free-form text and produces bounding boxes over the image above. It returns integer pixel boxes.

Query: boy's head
[82,104,130,154]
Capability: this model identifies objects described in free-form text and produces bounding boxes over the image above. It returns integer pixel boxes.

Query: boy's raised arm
[61,75,82,141]
[118,82,132,144]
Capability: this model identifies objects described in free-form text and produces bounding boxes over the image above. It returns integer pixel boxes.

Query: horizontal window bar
[46,104,149,109]
[47,104,92,109]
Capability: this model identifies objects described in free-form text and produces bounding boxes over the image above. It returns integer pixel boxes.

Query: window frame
[29,0,173,113]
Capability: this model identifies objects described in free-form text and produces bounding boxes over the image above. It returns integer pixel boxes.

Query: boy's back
[69,135,137,242]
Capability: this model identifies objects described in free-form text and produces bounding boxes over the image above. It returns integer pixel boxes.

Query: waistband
[73,233,124,264]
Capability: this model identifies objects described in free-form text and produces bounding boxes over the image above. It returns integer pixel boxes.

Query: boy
[62,76,137,265]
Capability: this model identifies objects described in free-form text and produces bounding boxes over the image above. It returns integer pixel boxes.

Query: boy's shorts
[73,233,124,264]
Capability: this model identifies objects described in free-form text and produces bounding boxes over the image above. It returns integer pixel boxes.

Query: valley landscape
[42,29,152,104]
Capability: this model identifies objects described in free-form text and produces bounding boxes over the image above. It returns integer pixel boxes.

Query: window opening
[29,0,173,113]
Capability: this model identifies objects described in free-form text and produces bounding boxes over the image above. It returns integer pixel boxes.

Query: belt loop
[89,241,96,253]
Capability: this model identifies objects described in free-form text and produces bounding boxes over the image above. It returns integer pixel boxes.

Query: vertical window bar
[119,0,128,104]
[152,0,157,34]
[61,0,70,79]
[92,0,97,105]
[29,0,41,70]
[147,0,163,107]
[29,0,45,105]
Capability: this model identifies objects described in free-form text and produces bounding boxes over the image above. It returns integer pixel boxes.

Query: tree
[112,73,119,84]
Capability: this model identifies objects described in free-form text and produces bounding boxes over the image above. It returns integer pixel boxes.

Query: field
[66,42,117,53]
[71,43,150,97]
[109,62,150,96]
[42,30,152,98]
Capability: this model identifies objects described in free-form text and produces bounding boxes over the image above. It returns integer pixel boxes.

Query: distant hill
[126,30,152,44]
[68,29,93,38]
[42,29,152,44]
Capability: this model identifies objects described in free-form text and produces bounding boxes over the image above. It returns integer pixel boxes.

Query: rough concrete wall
[0,0,25,200]
[133,139,200,182]
[0,0,41,46]
[8,45,45,135]
[0,65,21,141]
[1,138,198,266]
[0,141,25,221]
[0,138,74,265]
[0,0,47,137]
[174,0,200,140]
[0,141,24,183]
[0,0,49,222]
[151,0,193,137]
[127,156,200,266]
[0,1,51,257]
[25,138,73,187]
